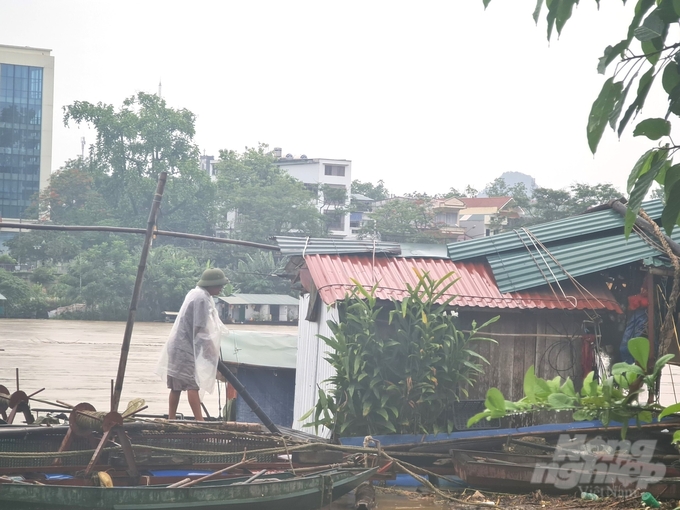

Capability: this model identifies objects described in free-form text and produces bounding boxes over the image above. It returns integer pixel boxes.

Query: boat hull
[0,468,377,510]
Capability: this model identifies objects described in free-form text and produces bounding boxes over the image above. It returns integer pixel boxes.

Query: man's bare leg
[168,390,181,420]
[187,389,204,421]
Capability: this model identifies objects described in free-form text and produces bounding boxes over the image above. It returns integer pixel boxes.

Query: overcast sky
[3,0,662,196]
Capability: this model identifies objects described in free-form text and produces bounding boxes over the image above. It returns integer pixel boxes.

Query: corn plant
[302,270,498,437]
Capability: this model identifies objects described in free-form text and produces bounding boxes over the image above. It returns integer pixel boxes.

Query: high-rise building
[0,44,54,221]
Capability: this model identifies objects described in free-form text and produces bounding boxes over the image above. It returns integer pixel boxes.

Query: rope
[639,209,680,357]
[520,227,577,307]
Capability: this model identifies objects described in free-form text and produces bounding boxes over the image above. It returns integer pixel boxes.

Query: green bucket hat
[197,268,229,288]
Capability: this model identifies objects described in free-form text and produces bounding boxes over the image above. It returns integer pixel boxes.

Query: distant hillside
[479,171,536,197]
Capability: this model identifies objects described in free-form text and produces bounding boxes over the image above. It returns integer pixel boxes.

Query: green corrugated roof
[444,199,680,293]
[274,236,401,256]
[489,228,680,293]
[217,294,299,306]
[448,200,664,261]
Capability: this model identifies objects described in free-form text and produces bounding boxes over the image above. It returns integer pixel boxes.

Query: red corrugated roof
[460,197,514,209]
[304,254,622,312]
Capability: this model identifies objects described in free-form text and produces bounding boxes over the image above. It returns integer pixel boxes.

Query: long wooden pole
[609,200,680,257]
[0,222,280,251]
[111,172,167,413]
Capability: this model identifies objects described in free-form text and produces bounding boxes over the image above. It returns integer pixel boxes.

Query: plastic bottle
[641,492,660,508]
[580,492,599,501]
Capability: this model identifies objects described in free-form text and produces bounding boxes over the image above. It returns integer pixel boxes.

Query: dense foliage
[470,337,679,440]
[303,271,497,437]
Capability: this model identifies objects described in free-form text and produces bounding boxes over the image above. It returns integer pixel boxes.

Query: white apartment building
[274,148,352,238]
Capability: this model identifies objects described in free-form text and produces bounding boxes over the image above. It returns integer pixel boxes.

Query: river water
[1,319,451,508]
[0,319,299,417]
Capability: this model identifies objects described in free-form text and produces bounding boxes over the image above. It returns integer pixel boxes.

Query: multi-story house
[458,196,523,239]
[274,148,352,239]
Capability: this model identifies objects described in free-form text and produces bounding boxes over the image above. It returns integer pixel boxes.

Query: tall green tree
[227,252,292,295]
[63,92,217,235]
[0,269,48,318]
[215,144,324,243]
[359,197,443,243]
[55,240,137,320]
[483,0,680,234]
[351,179,390,201]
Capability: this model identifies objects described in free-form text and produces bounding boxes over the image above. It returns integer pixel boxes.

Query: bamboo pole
[0,222,280,251]
[111,172,167,413]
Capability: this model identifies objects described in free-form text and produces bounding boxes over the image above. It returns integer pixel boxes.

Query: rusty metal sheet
[304,254,621,312]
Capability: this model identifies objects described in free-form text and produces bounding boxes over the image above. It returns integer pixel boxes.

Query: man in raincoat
[156,268,228,420]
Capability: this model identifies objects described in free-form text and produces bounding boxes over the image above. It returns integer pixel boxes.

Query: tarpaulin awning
[220,329,297,369]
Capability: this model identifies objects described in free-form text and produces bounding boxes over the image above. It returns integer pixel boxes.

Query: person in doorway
[156,268,228,420]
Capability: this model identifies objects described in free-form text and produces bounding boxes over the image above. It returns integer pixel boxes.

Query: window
[0,64,43,219]
[324,165,346,176]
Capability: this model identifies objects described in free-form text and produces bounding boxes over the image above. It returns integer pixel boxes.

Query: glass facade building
[0,64,43,219]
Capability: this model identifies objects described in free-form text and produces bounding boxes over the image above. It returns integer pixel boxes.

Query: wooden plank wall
[462,310,583,401]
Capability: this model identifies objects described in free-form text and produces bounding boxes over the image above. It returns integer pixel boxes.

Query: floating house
[220,329,298,427]
[215,294,299,324]
[275,199,680,435]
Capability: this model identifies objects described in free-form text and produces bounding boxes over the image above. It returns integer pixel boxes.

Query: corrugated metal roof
[447,200,665,261]
[398,243,450,258]
[304,254,621,312]
[460,197,513,208]
[274,236,401,256]
[217,294,299,306]
[488,228,680,293]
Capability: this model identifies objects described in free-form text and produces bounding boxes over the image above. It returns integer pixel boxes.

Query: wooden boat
[450,450,680,499]
[0,467,378,510]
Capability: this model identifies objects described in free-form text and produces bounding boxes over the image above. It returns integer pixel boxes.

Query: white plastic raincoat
[156,287,224,394]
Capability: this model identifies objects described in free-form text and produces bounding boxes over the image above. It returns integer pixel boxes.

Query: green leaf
[547,393,575,409]
[588,78,624,154]
[611,362,644,376]
[523,365,537,402]
[627,149,656,193]
[625,150,668,237]
[659,402,680,419]
[634,11,665,40]
[637,410,653,423]
[628,337,650,368]
[619,68,655,137]
[482,0,491,8]
[655,353,675,371]
[609,76,634,129]
[662,180,680,234]
[467,410,491,428]
[673,430,680,443]
[633,118,671,140]
[484,387,506,413]
[362,401,372,417]
[573,409,593,421]
[663,62,680,95]
[555,0,577,36]
[641,38,662,65]
[532,0,543,24]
